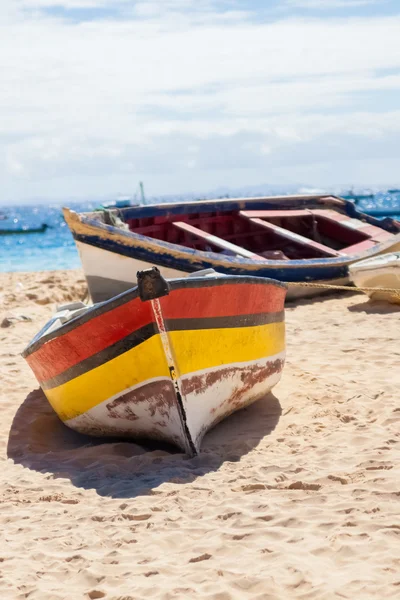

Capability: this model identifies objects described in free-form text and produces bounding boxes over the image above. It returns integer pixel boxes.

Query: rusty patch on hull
[184,358,284,449]
[229,358,284,406]
[106,380,176,421]
[181,358,284,400]
[66,379,184,447]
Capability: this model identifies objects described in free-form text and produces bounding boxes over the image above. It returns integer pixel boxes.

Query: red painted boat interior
[124,209,392,260]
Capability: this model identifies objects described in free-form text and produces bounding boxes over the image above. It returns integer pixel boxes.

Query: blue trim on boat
[73,229,351,282]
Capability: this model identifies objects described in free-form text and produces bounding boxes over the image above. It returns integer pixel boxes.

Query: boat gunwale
[88,193,399,234]
[22,274,287,359]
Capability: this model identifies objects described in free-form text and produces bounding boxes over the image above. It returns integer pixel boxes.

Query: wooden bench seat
[311,209,348,222]
[239,213,341,257]
[339,240,376,255]
[172,221,265,260]
[239,209,311,219]
[312,210,394,238]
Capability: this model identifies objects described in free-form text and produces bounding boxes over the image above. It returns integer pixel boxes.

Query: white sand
[1,270,399,600]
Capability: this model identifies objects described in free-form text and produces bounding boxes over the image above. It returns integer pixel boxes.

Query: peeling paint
[182,359,284,400]
[107,380,176,422]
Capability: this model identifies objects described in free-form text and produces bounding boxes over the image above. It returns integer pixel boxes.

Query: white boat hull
[349,252,400,303]
[76,241,186,302]
[76,241,350,302]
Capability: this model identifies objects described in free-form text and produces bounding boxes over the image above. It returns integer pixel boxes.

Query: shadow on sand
[347,299,400,314]
[286,289,400,314]
[7,388,281,499]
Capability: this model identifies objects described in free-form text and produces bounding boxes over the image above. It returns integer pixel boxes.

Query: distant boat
[360,208,400,218]
[103,197,135,209]
[22,268,287,455]
[102,182,146,209]
[340,190,374,202]
[63,194,400,302]
[0,223,50,235]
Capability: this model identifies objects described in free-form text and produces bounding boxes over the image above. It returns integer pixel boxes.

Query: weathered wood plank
[239,214,341,257]
[239,209,311,219]
[172,221,265,260]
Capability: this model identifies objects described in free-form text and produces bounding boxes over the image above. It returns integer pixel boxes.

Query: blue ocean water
[0,192,399,273]
[0,202,95,273]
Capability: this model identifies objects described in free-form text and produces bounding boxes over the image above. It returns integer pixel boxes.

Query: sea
[0,190,399,273]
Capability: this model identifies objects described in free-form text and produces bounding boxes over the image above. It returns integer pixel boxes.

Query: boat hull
[76,241,186,302]
[76,240,349,301]
[349,252,400,303]
[63,354,284,452]
[23,273,286,454]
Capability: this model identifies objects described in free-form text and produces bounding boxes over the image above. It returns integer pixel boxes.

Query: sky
[1,0,400,203]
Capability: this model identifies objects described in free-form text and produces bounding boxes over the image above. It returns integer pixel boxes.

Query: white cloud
[15,0,125,8]
[285,0,382,8]
[1,4,400,200]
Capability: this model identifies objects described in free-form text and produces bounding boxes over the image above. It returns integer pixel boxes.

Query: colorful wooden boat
[63,194,400,303]
[22,268,287,454]
[349,252,400,304]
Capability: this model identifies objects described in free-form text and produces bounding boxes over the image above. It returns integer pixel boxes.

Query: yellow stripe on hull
[45,322,285,422]
[169,322,285,375]
[46,334,170,421]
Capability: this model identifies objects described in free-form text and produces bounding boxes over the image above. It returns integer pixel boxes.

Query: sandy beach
[1,269,399,600]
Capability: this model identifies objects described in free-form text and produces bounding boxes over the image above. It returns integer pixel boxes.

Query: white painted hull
[65,353,285,453]
[76,240,350,302]
[285,277,350,300]
[349,252,400,303]
[76,241,186,302]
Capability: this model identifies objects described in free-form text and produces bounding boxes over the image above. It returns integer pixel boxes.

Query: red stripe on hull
[26,282,285,383]
[26,299,153,383]
[161,283,285,319]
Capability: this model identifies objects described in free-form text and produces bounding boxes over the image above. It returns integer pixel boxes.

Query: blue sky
[1,0,400,202]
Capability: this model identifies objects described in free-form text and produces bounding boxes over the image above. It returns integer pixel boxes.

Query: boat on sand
[349,252,400,304]
[22,268,287,455]
[63,194,400,303]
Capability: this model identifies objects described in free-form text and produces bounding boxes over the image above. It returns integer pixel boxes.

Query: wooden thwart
[172,221,265,260]
[239,209,311,219]
[339,240,376,255]
[239,213,341,257]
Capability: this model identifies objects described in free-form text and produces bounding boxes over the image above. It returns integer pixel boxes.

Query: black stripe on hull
[164,311,284,332]
[40,311,285,390]
[41,322,158,390]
